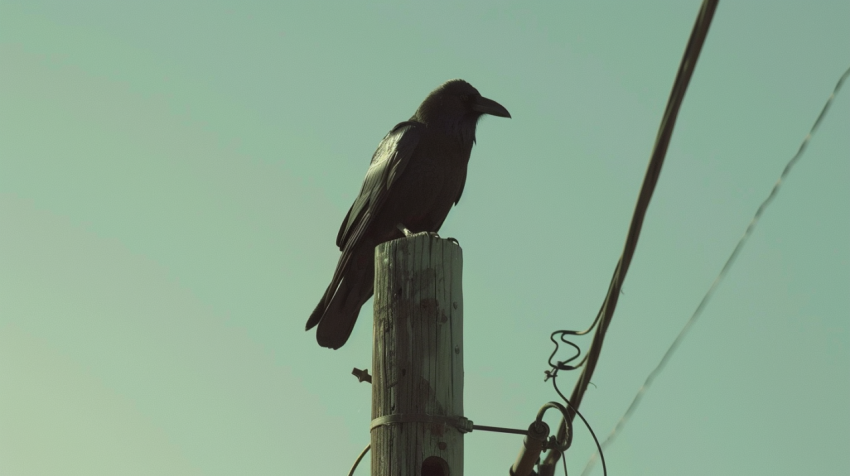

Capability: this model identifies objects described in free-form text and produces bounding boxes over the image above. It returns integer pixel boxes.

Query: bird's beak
[472,96,511,118]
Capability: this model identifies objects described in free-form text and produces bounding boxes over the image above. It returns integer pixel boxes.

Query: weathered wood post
[371,234,464,476]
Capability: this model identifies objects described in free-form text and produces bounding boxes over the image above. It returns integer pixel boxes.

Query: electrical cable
[541,3,719,472]
[562,449,569,476]
[550,374,607,476]
[579,63,850,476]
[347,444,370,476]
[538,3,720,473]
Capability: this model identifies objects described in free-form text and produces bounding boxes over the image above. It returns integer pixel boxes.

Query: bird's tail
[305,244,374,349]
[306,295,329,332]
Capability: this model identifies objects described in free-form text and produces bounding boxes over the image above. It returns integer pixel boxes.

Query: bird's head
[413,79,511,132]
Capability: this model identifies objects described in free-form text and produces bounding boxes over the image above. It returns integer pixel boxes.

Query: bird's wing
[335,121,422,249]
[454,181,465,205]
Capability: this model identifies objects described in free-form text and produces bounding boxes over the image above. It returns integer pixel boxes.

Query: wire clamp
[370,414,474,434]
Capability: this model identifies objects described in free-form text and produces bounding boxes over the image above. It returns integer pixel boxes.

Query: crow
[306,79,510,349]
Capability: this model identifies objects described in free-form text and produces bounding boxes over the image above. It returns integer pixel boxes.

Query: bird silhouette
[307,79,510,349]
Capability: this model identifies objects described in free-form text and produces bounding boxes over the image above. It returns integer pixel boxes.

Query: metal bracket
[351,367,372,383]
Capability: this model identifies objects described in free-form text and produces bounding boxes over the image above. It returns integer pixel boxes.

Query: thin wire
[347,444,370,476]
[551,373,608,476]
[560,448,569,476]
[581,64,850,476]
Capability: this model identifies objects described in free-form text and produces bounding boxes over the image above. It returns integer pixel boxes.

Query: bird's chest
[404,149,467,205]
[381,143,469,230]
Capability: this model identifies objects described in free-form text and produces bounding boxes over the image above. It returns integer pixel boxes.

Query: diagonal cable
[539,2,720,474]
[581,64,850,476]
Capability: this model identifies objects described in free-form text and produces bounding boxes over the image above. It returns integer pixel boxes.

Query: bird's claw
[397,224,444,240]
[411,231,441,239]
[397,225,455,244]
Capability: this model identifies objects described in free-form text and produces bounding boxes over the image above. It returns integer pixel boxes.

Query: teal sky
[1,1,848,474]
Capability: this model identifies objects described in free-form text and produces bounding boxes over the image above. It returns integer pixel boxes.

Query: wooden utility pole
[371,234,464,476]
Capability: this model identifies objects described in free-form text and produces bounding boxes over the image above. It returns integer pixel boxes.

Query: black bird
[306,79,510,349]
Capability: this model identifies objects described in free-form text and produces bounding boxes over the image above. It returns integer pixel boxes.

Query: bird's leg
[396,223,415,237]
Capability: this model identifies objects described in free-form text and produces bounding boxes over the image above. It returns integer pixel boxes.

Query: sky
[1,1,848,475]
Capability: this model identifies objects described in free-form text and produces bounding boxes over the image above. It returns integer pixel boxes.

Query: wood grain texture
[372,234,464,476]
